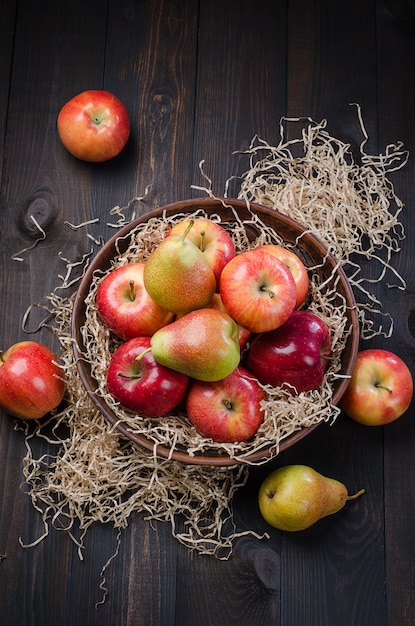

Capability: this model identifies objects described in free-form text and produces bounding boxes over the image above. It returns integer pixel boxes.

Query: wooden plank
[192,0,288,198]
[0,1,199,625]
[282,1,387,625]
[376,2,415,625]
[0,0,17,184]
[0,2,111,625]
[186,2,288,623]
[98,0,200,215]
[286,0,380,148]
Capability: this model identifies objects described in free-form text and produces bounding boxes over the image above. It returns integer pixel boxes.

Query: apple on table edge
[186,365,266,442]
[0,341,66,419]
[340,348,413,425]
[57,89,130,162]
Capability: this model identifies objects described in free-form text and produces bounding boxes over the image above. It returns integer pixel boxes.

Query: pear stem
[346,488,365,501]
[134,348,152,363]
[181,220,194,241]
[199,230,206,252]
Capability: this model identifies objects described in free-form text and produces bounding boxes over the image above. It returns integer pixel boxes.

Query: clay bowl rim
[71,197,360,467]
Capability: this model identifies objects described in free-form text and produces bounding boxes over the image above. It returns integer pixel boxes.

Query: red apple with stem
[57,90,130,162]
[167,219,236,289]
[186,365,266,442]
[96,263,174,340]
[219,248,297,333]
[0,341,66,419]
[245,310,331,394]
[340,349,413,425]
[106,337,189,418]
[257,244,309,308]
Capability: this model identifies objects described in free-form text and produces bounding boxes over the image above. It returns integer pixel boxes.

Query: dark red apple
[245,310,331,394]
[106,337,189,418]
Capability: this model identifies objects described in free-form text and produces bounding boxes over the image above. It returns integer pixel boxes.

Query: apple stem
[0,351,4,364]
[134,348,152,363]
[346,488,365,501]
[118,372,142,381]
[129,280,136,302]
[375,382,393,394]
[260,286,275,299]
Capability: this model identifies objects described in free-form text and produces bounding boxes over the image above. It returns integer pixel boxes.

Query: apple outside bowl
[71,198,359,466]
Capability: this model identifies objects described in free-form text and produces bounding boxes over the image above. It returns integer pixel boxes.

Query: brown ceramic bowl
[71,198,359,466]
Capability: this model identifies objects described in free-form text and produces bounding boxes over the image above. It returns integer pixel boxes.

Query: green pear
[258,465,365,531]
[147,308,240,381]
[143,221,216,314]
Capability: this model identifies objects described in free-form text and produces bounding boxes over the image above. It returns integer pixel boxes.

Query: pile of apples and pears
[96,217,413,446]
[96,217,330,444]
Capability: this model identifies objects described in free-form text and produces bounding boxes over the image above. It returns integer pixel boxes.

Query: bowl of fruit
[71,197,359,466]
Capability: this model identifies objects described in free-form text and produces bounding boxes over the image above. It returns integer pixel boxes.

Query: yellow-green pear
[146,308,240,382]
[258,465,364,531]
[143,220,216,314]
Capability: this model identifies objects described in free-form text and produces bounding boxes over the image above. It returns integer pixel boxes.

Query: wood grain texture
[376,3,415,626]
[0,1,414,625]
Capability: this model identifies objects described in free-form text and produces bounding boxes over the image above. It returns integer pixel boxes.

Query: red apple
[96,263,174,340]
[57,90,130,162]
[340,349,413,425]
[257,244,309,308]
[219,249,297,333]
[0,341,66,419]
[186,365,266,442]
[106,337,189,418]
[245,310,331,394]
[167,219,236,289]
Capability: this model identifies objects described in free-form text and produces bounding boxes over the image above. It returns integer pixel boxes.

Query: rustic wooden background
[1,1,414,625]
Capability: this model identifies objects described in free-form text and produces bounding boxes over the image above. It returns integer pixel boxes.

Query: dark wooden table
[1,1,415,625]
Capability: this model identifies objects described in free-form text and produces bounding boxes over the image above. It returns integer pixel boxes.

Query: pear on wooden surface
[144,308,241,382]
[258,465,364,531]
[143,221,216,314]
